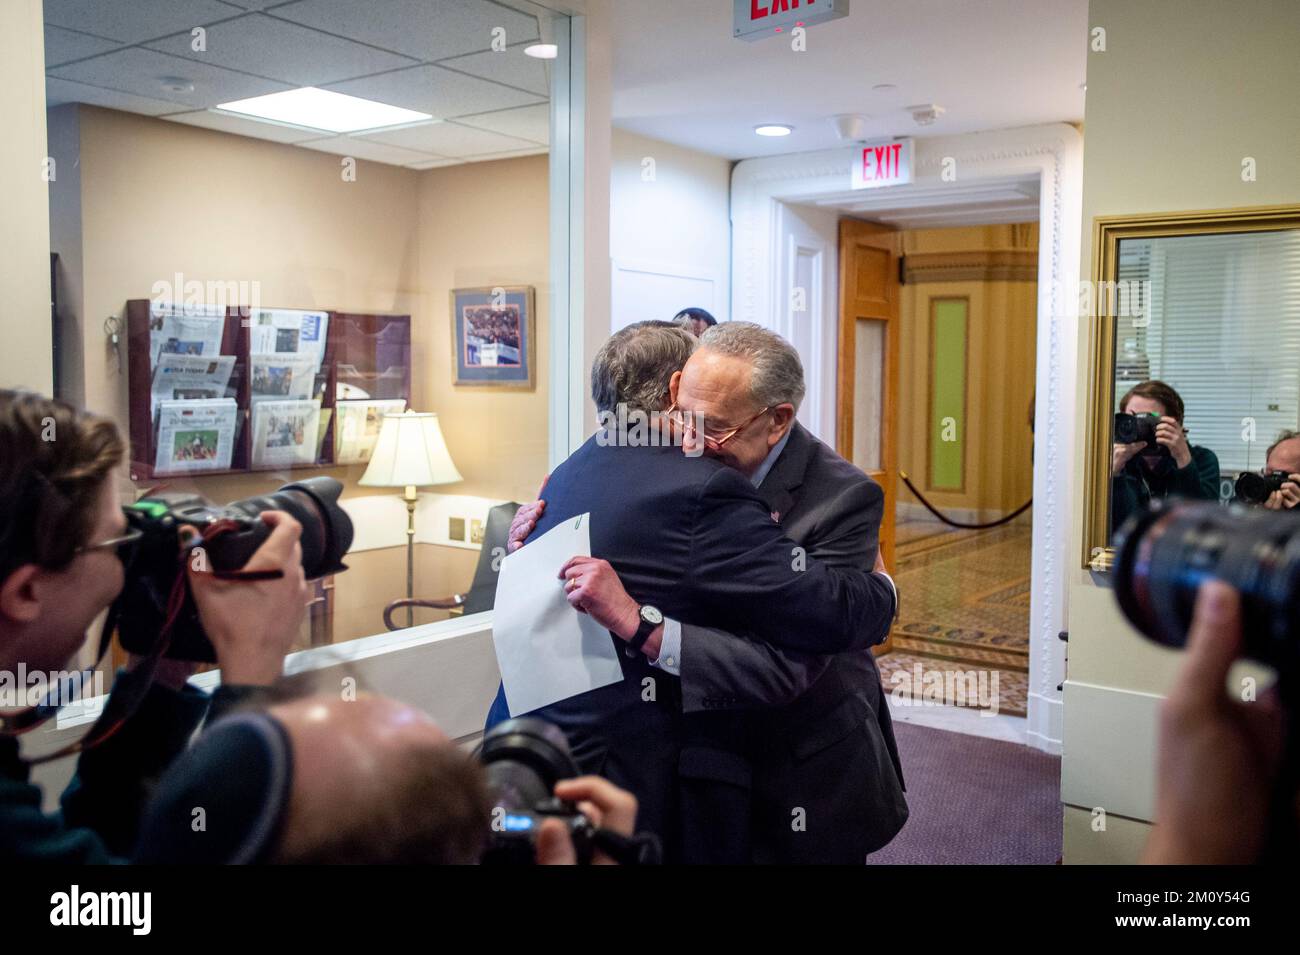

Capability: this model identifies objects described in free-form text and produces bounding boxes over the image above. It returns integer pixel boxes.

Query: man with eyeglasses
[0,390,307,862]
[487,321,896,861]
[505,322,904,864]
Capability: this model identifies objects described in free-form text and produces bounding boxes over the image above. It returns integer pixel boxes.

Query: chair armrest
[383,595,465,631]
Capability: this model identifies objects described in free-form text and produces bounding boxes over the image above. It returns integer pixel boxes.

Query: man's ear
[0,565,45,625]
[668,370,682,406]
[771,404,796,438]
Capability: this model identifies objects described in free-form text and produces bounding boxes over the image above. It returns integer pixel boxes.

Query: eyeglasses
[75,524,144,566]
[665,402,771,451]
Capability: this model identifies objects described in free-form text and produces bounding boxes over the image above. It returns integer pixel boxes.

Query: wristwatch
[624,604,664,658]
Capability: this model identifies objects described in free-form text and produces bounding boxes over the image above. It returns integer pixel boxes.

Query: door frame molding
[730,123,1084,754]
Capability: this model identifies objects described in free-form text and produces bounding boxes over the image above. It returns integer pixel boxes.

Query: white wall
[609,129,731,331]
[1062,0,1300,863]
[0,0,52,392]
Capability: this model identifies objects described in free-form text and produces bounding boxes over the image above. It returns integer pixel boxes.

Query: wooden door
[837,219,901,653]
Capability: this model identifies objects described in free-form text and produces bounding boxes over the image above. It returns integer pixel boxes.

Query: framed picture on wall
[450,286,535,389]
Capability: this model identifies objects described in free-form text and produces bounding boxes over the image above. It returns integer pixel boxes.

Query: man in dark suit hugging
[490,320,903,863]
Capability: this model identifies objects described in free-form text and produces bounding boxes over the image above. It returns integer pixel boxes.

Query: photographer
[1111,380,1220,532]
[134,691,639,865]
[0,390,306,862]
[1261,430,1300,510]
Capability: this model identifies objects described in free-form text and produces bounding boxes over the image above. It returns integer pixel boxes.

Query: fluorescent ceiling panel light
[215,87,432,134]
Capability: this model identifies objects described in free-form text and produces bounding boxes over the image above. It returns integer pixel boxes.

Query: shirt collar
[752,428,793,488]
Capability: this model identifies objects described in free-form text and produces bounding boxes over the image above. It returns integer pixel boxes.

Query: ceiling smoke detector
[830,114,871,142]
[907,103,946,126]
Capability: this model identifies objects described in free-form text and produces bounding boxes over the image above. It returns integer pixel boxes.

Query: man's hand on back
[508,475,550,552]
[508,500,545,552]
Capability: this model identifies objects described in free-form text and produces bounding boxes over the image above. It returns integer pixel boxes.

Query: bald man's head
[268,694,489,865]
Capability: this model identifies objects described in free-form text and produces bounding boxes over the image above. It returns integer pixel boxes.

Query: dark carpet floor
[867,722,1062,865]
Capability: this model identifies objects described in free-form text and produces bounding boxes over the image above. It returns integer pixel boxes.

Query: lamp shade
[359,411,462,488]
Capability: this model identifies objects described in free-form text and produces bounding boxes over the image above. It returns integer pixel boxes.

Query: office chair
[382,501,520,630]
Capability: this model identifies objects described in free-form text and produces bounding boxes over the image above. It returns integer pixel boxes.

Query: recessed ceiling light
[215,87,432,134]
[160,76,195,93]
[755,124,793,137]
[524,43,558,59]
[871,83,897,94]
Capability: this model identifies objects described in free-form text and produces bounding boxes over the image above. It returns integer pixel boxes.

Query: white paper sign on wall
[733,0,850,42]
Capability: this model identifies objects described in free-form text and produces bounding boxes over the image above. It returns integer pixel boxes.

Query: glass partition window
[43,0,571,672]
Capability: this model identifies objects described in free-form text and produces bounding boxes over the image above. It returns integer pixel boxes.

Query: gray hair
[698,321,806,412]
[590,320,697,415]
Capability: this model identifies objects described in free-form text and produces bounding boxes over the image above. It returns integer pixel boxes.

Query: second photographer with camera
[0,390,309,862]
[1111,380,1220,532]
[1235,429,1300,510]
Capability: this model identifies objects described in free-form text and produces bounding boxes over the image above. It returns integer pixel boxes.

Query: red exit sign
[851,139,914,190]
[733,0,850,42]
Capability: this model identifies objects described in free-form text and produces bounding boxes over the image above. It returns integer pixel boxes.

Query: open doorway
[839,219,1039,725]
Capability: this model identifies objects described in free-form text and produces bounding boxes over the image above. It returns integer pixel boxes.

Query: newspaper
[250,354,318,401]
[148,302,225,369]
[334,398,405,465]
[154,398,237,474]
[247,308,329,371]
[150,355,235,421]
[250,398,322,468]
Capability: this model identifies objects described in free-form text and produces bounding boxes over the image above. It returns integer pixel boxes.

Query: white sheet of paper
[491,513,625,716]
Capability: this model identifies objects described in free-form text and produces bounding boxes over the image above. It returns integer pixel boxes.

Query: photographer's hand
[187,511,308,686]
[536,776,639,865]
[1155,417,1192,469]
[1264,475,1300,510]
[1113,441,1145,475]
[1143,581,1286,864]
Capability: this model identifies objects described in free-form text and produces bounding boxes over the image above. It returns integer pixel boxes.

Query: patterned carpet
[879,519,1032,717]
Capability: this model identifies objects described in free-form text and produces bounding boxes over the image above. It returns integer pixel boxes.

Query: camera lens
[1112,500,1300,671]
[228,476,353,578]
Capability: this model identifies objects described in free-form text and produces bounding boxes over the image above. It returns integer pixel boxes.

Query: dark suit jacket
[484,431,896,858]
[676,423,908,863]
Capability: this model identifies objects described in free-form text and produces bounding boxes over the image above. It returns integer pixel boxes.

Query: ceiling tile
[460,146,548,164]
[440,44,549,96]
[297,135,438,167]
[50,47,292,110]
[145,14,418,86]
[325,64,542,119]
[361,120,538,157]
[45,25,121,68]
[163,109,329,143]
[270,0,538,62]
[43,0,246,44]
[45,76,191,116]
[456,103,549,145]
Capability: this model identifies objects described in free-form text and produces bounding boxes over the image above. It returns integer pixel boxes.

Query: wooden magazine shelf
[125,299,411,483]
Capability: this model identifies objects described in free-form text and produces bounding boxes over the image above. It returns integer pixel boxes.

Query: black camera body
[476,717,597,865]
[1114,411,1163,453]
[1236,469,1291,506]
[113,477,353,661]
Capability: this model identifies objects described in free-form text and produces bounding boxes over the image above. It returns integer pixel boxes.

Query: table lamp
[359,411,463,627]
